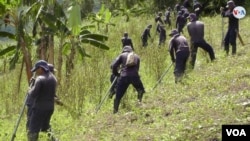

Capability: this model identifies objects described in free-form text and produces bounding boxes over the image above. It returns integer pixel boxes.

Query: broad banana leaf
[80,38,109,50]
[0,45,16,56]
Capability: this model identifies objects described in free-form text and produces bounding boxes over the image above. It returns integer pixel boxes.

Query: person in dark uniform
[193,0,202,19]
[27,60,57,141]
[220,0,239,55]
[155,12,164,34]
[187,13,216,69]
[141,24,152,47]
[159,25,166,47]
[121,32,134,50]
[176,11,186,34]
[112,46,145,114]
[183,0,191,9]
[168,29,190,83]
[164,7,172,27]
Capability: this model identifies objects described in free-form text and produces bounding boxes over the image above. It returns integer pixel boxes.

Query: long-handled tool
[151,62,173,91]
[221,16,225,48]
[237,32,245,46]
[10,75,35,141]
[95,76,118,113]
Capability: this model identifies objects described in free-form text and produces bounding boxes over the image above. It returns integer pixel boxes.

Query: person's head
[188,13,197,22]
[147,24,152,28]
[48,64,56,74]
[31,60,49,75]
[226,0,235,10]
[122,46,133,53]
[169,29,180,37]
[158,12,162,16]
[124,32,128,37]
[178,11,182,15]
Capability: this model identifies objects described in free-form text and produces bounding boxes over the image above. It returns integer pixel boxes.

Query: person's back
[187,20,204,42]
[121,32,134,50]
[30,72,57,110]
[112,46,139,77]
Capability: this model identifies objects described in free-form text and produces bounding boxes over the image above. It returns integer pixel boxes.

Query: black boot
[224,45,229,55]
[232,45,236,55]
[113,98,120,114]
[27,132,38,141]
[137,91,144,102]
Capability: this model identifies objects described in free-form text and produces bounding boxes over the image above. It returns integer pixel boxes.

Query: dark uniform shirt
[187,21,204,42]
[121,37,134,50]
[169,34,189,62]
[112,46,140,77]
[222,8,239,30]
[29,72,57,110]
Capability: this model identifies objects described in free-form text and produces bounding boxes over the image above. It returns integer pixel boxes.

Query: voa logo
[226,129,246,136]
[233,6,246,19]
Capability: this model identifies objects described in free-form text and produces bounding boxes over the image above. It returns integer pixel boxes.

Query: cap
[48,63,57,72]
[31,60,49,72]
[122,46,133,53]
[188,13,197,22]
[226,0,235,8]
[124,32,128,37]
[169,29,179,37]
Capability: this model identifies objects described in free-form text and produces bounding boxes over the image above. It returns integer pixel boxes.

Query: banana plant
[113,3,148,22]
[90,4,115,32]
[35,2,109,83]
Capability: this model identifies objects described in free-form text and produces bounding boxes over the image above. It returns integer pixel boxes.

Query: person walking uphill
[112,46,145,114]
[187,13,215,69]
[220,0,239,55]
[27,60,57,141]
[141,24,152,47]
[169,29,190,83]
[121,32,134,50]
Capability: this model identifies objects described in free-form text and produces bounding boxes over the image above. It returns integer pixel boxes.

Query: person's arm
[112,56,121,76]
[169,40,176,63]
[29,77,43,98]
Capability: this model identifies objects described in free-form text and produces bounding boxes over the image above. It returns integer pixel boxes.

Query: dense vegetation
[1,0,250,141]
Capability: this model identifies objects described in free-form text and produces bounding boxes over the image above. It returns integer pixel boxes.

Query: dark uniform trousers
[190,40,215,68]
[114,76,145,113]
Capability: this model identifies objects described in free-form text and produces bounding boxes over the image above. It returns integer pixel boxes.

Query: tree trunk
[47,34,54,64]
[57,36,64,85]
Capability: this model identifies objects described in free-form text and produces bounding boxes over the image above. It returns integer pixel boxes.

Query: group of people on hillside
[24,2,240,140]
[110,0,239,113]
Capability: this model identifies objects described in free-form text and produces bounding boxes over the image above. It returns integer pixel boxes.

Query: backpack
[126,52,137,67]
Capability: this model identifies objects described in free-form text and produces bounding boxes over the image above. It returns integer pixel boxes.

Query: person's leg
[229,29,237,55]
[28,109,43,141]
[26,106,32,130]
[131,76,145,102]
[224,30,230,55]
[175,51,189,83]
[199,40,215,61]
[114,77,129,113]
[190,42,198,69]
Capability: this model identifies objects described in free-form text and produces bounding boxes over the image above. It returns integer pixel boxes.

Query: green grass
[1,14,250,141]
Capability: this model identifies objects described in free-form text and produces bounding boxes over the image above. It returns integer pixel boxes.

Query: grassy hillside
[1,14,250,141]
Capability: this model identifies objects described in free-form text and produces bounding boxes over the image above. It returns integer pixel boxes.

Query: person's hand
[29,77,35,85]
[220,7,224,13]
[114,73,120,77]
[55,97,64,106]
